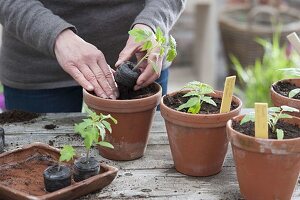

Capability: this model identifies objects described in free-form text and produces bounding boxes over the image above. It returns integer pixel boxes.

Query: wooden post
[287,32,300,55]
[254,103,269,139]
[220,76,236,113]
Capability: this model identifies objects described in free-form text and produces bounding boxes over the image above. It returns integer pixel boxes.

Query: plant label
[287,32,300,55]
[220,76,236,113]
[255,103,268,139]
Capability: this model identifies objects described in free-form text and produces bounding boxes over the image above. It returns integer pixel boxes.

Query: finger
[135,53,162,89]
[115,38,139,67]
[78,64,108,98]
[134,73,159,91]
[98,59,119,99]
[68,65,94,91]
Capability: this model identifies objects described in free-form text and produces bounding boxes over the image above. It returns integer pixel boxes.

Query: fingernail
[134,85,141,91]
[87,85,94,91]
[115,60,121,67]
[109,95,116,100]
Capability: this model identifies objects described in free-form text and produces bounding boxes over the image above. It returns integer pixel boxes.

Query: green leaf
[201,96,217,106]
[84,132,94,150]
[169,35,177,49]
[240,114,255,125]
[74,122,91,137]
[84,105,94,116]
[142,40,152,51]
[183,91,199,97]
[187,102,201,114]
[129,28,152,43]
[289,88,300,98]
[96,123,105,140]
[155,27,165,44]
[276,129,284,140]
[281,105,299,113]
[97,141,114,149]
[159,47,165,56]
[166,48,177,62]
[268,107,281,113]
[177,97,199,111]
[102,120,112,133]
[149,59,159,74]
[59,145,76,162]
[278,113,292,119]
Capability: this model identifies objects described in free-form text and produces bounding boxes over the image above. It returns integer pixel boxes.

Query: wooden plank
[220,76,236,113]
[1,111,299,199]
[255,103,269,139]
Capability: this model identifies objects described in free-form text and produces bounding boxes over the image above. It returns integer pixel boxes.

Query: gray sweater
[0,0,186,90]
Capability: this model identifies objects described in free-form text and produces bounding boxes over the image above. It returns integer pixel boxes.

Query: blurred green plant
[231,31,300,107]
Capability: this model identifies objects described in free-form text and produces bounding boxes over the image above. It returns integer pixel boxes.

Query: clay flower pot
[227,115,300,200]
[160,91,242,176]
[271,78,300,117]
[73,157,100,182]
[83,83,162,161]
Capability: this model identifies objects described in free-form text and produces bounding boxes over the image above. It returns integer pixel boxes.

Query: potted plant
[160,81,242,176]
[83,26,176,161]
[271,68,300,117]
[43,145,75,192]
[73,106,117,181]
[227,105,300,199]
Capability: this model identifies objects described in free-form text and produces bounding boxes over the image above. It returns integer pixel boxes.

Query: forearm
[0,0,76,57]
[133,0,186,34]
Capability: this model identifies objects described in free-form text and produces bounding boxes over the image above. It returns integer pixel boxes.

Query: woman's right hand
[54,29,118,99]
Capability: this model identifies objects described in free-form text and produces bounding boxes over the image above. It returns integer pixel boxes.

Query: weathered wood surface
[1,111,299,200]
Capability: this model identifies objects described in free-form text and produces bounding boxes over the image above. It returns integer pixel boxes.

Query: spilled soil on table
[163,92,239,114]
[0,110,40,124]
[0,152,58,196]
[273,81,300,100]
[232,120,300,139]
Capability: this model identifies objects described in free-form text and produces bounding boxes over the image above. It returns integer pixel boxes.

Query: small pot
[160,90,242,176]
[0,127,4,153]
[114,61,140,88]
[83,82,162,161]
[227,115,300,200]
[43,165,71,192]
[271,78,300,117]
[73,157,100,182]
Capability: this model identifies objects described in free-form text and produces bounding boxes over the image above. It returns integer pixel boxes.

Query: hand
[54,29,118,99]
[115,24,163,91]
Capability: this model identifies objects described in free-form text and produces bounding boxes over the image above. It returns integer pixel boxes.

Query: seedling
[129,27,177,73]
[74,106,117,162]
[176,81,217,114]
[58,145,76,170]
[240,105,299,140]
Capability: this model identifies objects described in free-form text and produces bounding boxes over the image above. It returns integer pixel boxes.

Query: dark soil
[232,120,300,139]
[163,92,239,114]
[0,110,40,124]
[273,81,300,99]
[44,124,57,130]
[118,83,158,100]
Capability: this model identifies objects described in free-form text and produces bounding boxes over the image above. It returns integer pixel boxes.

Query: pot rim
[227,114,300,142]
[160,90,243,118]
[83,82,162,104]
[271,78,300,103]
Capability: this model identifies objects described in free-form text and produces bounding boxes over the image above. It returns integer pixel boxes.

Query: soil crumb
[44,124,57,130]
[0,110,40,124]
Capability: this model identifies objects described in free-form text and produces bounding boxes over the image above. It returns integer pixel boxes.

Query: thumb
[115,40,138,67]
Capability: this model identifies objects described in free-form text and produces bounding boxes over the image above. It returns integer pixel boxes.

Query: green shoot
[240,105,299,140]
[74,106,117,161]
[129,27,177,73]
[58,145,76,171]
[176,81,217,114]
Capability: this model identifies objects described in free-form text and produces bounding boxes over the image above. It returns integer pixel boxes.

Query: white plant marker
[220,76,236,113]
[255,103,268,139]
[287,32,300,55]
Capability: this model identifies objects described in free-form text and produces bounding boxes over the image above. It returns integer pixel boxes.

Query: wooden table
[2,111,300,199]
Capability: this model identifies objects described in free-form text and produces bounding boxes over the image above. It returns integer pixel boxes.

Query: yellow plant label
[220,76,236,113]
[255,103,268,139]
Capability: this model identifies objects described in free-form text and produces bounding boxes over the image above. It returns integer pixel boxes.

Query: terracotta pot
[160,90,242,176]
[227,115,300,200]
[271,78,300,117]
[83,83,162,161]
